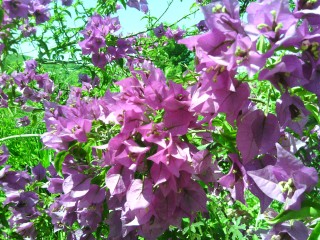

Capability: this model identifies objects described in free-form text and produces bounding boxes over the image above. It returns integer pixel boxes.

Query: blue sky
[116,0,203,34]
[19,0,204,58]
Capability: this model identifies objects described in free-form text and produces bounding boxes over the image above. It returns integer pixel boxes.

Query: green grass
[2,53,86,85]
[0,107,52,170]
[0,53,85,170]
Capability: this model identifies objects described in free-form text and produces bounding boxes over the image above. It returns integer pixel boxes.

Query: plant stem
[0,134,43,142]
[265,88,271,115]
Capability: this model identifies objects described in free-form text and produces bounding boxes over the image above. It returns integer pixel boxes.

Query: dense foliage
[0,0,320,239]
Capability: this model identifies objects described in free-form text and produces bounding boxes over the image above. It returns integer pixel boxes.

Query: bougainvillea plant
[0,0,319,239]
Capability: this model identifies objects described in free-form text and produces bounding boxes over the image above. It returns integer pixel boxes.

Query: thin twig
[168,9,199,28]
[152,0,174,28]
[0,134,43,142]
[36,59,83,65]
[248,97,266,104]
[124,9,199,39]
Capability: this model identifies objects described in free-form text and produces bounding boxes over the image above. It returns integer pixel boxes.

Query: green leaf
[38,39,51,58]
[31,114,38,127]
[117,58,124,69]
[305,103,320,124]
[54,151,69,177]
[91,168,107,185]
[119,0,127,8]
[0,8,4,25]
[256,35,270,54]
[63,9,72,18]
[197,143,211,151]
[267,199,320,224]
[309,221,320,240]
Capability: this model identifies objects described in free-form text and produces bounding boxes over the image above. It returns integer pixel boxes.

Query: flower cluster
[153,23,185,41]
[47,160,106,239]
[0,0,319,239]
[0,60,54,108]
[39,65,221,238]
[102,67,221,238]
[179,0,319,212]
[2,0,51,24]
[79,13,137,69]
[127,0,148,13]
[0,158,47,239]
[0,145,9,165]
[0,0,55,44]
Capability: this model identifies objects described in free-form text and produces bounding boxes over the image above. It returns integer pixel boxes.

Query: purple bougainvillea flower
[263,220,310,240]
[61,0,73,6]
[294,0,320,12]
[127,0,148,13]
[25,60,37,71]
[294,0,320,27]
[0,73,10,87]
[34,73,54,93]
[161,81,190,111]
[213,80,250,124]
[148,136,191,177]
[278,132,306,154]
[16,222,37,239]
[176,173,208,221]
[78,184,106,208]
[248,144,318,210]
[123,203,155,232]
[196,20,208,32]
[244,154,277,212]
[3,0,29,19]
[0,44,4,55]
[77,203,103,230]
[245,0,298,43]
[223,34,268,73]
[126,179,154,211]
[62,174,91,198]
[137,216,170,240]
[112,140,150,171]
[78,30,106,55]
[154,23,165,38]
[92,52,108,69]
[126,0,139,10]
[31,1,50,24]
[191,150,222,183]
[150,162,171,187]
[0,169,31,191]
[163,109,194,136]
[78,207,104,231]
[140,1,148,13]
[60,118,92,143]
[165,27,185,41]
[237,109,280,163]
[4,191,39,214]
[219,154,248,204]
[143,69,168,110]
[31,163,46,181]
[276,93,310,136]
[259,55,308,91]
[152,190,177,225]
[39,0,51,4]
[0,144,9,165]
[105,165,133,196]
[302,61,320,99]
[202,0,243,37]
[78,74,91,84]
[0,91,8,108]
[196,30,227,57]
[16,116,31,127]
[48,178,64,193]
